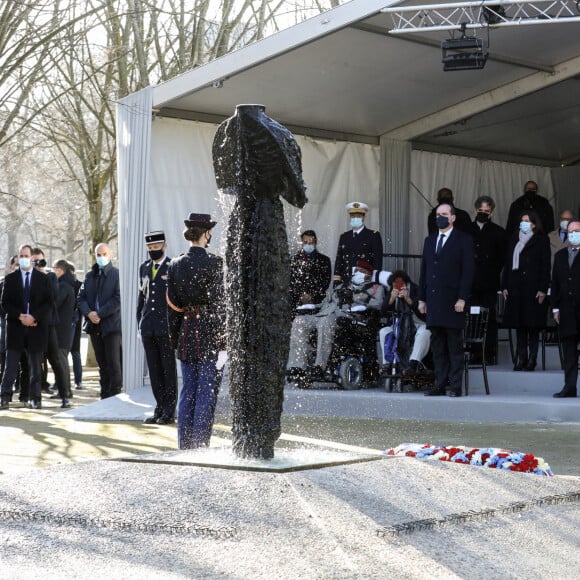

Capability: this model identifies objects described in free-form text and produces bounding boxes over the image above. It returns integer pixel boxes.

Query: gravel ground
[0,452,579,579]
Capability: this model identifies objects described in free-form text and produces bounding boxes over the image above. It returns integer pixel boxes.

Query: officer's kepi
[145,231,165,245]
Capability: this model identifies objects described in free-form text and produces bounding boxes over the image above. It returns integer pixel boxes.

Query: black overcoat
[289,249,331,309]
[166,247,226,363]
[54,270,76,348]
[334,225,383,283]
[551,247,580,339]
[505,193,555,235]
[418,228,475,329]
[137,256,171,337]
[470,219,507,304]
[1,268,53,352]
[501,232,550,329]
[78,262,122,336]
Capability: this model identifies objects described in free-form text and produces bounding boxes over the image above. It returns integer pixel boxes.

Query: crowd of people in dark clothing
[287,181,580,398]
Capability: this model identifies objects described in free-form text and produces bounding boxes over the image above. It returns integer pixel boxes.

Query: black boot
[513,354,527,371]
[524,357,537,371]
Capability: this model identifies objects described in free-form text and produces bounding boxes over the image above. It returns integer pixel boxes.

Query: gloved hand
[217,350,228,370]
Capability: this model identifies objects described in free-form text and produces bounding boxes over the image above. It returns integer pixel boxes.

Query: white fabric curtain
[116,86,153,392]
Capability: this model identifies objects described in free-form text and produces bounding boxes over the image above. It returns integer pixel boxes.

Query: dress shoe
[0,400,9,411]
[49,393,60,399]
[156,416,175,425]
[143,416,160,424]
[446,390,462,397]
[28,400,42,410]
[424,387,446,396]
[524,358,537,371]
[61,399,72,408]
[553,388,577,398]
[513,359,526,371]
[75,383,84,390]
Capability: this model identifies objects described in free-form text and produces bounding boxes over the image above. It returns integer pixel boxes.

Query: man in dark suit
[137,231,177,424]
[419,204,475,397]
[334,201,383,286]
[289,229,331,310]
[0,244,53,410]
[469,195,507,364]
[505,180,555,236]
[78,243,122,399]
[551,220,580,398]
[427,188,472,236]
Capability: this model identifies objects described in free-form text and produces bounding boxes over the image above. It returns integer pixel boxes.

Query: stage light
[441,35,488,71]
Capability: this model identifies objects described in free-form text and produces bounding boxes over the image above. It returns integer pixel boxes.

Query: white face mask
[568,231,580,245]
[351,271,366,285]
[96,256,110,268]
[302,244,315,254]
[19,257,31,269]
[560,220,570,232]
[519,221,532,234]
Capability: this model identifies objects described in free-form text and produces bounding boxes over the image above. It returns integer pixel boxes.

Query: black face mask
[148,249,164,261]
[476,212,490,224]
[436,215,450,229]
[438,197,453,205]
[524,189,537,197]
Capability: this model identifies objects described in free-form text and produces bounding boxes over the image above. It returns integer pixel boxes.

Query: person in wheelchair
[379,270,431,378]
[287,259,384,381]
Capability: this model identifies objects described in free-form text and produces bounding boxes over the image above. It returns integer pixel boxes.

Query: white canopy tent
[117,0,580,391]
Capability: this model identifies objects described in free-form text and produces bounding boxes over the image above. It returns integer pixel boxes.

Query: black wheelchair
[290,310,382,390]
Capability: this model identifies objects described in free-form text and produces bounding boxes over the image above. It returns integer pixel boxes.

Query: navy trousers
[430,326,464,393]
[178,359,219,449]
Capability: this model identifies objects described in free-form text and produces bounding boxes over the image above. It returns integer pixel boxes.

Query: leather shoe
[0,400,9,410]
[524,358,537,371]
[49,393,60,399]
[424,387,446,396]
[446,390,462,397]
[28,400,42,410]
[143,416,160,424]
[553,388,577,398]
[156,416,175,425]
[61,399,72,408]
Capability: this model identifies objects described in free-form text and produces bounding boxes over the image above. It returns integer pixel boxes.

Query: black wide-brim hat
[184,213,217,229]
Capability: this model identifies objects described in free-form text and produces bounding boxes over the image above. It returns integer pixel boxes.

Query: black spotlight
[442,34,488,71]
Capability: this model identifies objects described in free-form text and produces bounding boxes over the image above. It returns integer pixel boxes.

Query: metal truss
[382,1,580,34]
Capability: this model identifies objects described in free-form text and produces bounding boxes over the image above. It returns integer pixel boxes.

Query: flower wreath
[385,443,553,476]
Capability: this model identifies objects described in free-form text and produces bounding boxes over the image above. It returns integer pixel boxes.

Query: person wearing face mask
[166,213,226,449]
[548,209,573,267]
[469,196,507,365]
[137,231,177,425]
[289,230,331,311]
[418,204,475,397]
[0,244,53,411]
[287,259,384,381]
[551,220,580,398]
[78,242,122,399]
[505,180,555,236]
[501,210,550,372]
[427,188,473,236]
[333,201,383,286]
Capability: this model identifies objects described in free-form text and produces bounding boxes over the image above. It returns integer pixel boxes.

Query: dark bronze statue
[212,104,307,459]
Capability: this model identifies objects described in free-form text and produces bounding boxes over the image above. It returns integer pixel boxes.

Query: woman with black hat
[166,213,226,449]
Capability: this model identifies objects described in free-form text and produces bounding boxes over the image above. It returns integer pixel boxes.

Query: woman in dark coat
[501,210,550,371]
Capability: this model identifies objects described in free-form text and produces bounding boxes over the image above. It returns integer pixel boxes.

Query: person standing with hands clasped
[501,210,550,372]
[551,220,580,398]
[137,231,177,424]
[418,204,474,397]
[166,213,226,449]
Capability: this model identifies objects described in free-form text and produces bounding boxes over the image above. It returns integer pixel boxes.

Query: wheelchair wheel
[338,357,363,390]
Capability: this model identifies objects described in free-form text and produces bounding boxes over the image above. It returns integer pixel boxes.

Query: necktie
[570,248,578,268]
[23,272,30,313]
[436,233,445,255]
[152,263,159,280]
[562,231,567,243]
[96,270,102,310]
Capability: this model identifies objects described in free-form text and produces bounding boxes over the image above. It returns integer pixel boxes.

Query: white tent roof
[151,0,580,166]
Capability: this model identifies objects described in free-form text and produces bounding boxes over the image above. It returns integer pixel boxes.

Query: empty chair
[464,307,490,396]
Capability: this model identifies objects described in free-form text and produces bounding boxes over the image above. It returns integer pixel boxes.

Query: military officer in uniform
[137,231,177,424]
[334,201,383,286]
[166,213,226,449]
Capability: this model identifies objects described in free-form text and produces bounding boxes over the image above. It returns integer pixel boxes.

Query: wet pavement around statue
[0,367,579,477]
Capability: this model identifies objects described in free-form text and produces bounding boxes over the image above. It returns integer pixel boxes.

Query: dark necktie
[570,248,578,268]
[96,270,102,310]
[436,233,445,255]
[23,272,30,313]
[562,231,567,243]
